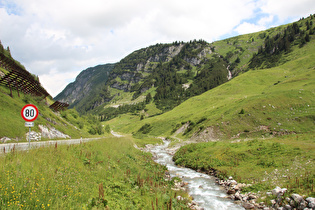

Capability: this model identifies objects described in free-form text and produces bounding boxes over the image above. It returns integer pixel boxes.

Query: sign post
[21,104,38,148]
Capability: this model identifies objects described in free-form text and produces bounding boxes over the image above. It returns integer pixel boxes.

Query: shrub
[239,108,245,114]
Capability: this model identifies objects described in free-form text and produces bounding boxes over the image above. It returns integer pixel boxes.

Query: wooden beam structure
[49,101,69,112]
[0,53,50,98]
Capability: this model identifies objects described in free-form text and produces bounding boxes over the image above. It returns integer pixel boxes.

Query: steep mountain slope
[56,39,264,115]
[54,18,295,115]
[54,64,114,110]
[55,15,314,123]
[104,15,315,139]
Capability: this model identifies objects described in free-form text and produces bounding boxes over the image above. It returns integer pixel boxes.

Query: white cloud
[0,0,315,97]
[235,22,266,34]
[39,70,79,97]
[260,0,315,22]
[258,15,274,26]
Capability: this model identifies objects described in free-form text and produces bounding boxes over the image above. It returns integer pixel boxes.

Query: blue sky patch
[0,1,22,16]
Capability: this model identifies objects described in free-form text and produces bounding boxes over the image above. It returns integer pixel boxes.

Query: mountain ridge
[54,63,114,108]
[55,15,314,120]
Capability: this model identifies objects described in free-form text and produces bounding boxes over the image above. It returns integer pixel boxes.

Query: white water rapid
[149,140,244,210]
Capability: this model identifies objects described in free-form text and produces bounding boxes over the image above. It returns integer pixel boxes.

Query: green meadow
[0,137,189,209]
[1,15,314,209]
[173,134,315,199]
[104,37,315,139]
[103,32,315,200]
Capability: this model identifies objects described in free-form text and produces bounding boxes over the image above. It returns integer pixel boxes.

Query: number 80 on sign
[21,104,39,122]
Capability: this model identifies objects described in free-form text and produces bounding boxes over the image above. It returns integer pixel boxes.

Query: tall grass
[0,137,189,209]
[173,134,315,197]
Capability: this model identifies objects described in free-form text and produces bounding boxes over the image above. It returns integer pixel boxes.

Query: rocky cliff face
[108,42,213,92]
[57,70,92,104]
[55,40,233,113]
[107,44,186,92]
[54,64,114,106]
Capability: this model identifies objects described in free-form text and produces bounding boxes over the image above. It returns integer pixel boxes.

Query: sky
[0,0,315,97]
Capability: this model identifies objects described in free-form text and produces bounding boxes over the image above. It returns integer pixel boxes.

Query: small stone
[228,195,235,200]
[248,194,257,200]
[291,193,304,204]
[243,203,255,209]
[272,186,282,196]
[235,192,242,200]
[227,189,236,195]
[229,180,238,186]
[298,200,307,209]
[242,196,248,201]
[306,197,315,208]
[176,196,183,201]
[289,199,295,207]
[191,201,198,206]
[285,197,291,203]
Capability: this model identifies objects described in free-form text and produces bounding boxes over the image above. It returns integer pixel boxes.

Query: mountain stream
[149,139,244,210]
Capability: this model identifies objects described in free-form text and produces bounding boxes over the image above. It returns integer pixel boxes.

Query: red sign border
[21,104,39,122]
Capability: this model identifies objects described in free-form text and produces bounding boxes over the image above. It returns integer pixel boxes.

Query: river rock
[234,183,247,192]
[291,193,304,204]
[284,204,292,210]
[306,197,315,208]
[242,195,248,201]
[299,200,307,209]
[181,182,188,187]
[289,199,295,207]
[248,194,257,200]
[227,189,236,195]
[229,180,238,186]
[272,186,287,196]
[243,203,255,209]
[234,192,242,200]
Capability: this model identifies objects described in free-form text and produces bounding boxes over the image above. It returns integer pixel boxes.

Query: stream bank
[148,139,244,210]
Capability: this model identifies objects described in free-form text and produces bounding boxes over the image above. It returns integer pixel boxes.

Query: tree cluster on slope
[249,18,314,69]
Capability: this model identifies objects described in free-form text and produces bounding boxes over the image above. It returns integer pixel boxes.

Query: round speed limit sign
[21,104,39,122]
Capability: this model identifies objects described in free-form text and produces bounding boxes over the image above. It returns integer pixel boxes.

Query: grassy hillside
[0,136,189,209]
[102,18,315,202]
[104,36,314,139]
[173,134,314,199]
[0,85,106,140]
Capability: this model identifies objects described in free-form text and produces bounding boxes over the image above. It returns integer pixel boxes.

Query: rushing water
[149,140,244,210]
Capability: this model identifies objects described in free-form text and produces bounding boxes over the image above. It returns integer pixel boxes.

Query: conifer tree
[0,40,4,53]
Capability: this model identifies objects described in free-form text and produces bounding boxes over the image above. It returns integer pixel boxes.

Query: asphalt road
[0,137,101,154]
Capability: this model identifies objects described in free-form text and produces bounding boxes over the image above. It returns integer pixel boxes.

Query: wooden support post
[7,78,12,97]
[15,82,20,97]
